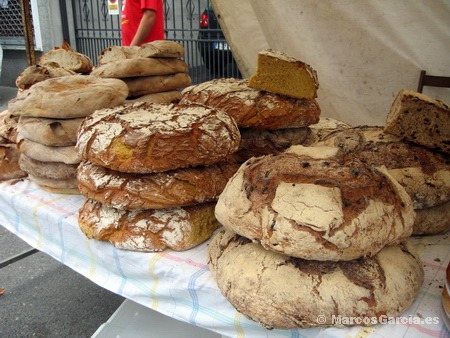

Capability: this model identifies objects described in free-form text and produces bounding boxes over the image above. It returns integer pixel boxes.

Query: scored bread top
[76,101,241,173]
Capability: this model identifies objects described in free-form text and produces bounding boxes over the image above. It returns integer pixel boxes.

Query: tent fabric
[212,0,450,126]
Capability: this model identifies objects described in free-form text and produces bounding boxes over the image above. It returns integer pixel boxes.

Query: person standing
[121,0,165,46]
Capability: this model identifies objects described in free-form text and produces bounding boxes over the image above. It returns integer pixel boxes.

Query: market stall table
[0,178,448,338]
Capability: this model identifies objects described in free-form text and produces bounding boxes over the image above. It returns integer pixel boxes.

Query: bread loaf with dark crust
[232,127,311,163]
[76,102,241,174]
[215,145,415,261]
[384,89,450,154]
[77,160,240,210]
[8,75,129,119]
[79,199,220,252]
[19,154,78,180]
[91,58,189,78]
[179,78,320,129]
[319,126,450,210]
[413,201,450,235]
[208,230,424,329]
[18,116,83,147]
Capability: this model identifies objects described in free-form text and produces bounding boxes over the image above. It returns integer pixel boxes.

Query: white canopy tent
[212,0,450,126]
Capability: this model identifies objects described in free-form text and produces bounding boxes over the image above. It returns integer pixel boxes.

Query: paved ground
[0,86,125,337]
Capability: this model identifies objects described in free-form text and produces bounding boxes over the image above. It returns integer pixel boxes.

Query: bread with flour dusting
[77,160,240,210]
[79,199,220,252]
[208,229,424,329]
[215,145,415,261]
[76,102,240,174]
[179,78,320,129]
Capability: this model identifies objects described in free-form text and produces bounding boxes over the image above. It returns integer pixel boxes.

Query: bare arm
[130,9,157,46]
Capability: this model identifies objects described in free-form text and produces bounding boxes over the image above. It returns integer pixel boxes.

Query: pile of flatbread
[92,40,191,104]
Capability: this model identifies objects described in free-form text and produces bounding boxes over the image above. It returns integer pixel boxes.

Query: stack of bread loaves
[8,75,129,194]
[92,40,191,104]
[179,49,329,163]
[209,144,423,329]
[76,101,242,252]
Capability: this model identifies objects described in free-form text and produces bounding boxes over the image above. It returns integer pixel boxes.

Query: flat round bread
[78,199,220,252]
[319,126,450,209]
[208,230,424,329]
[18,116,83,146]
[19,154,78,180]
[215,145,415,261]
[123,73,192,97]
[124,90,182,104]
[17,138,81,165]
[77,102,240,174]
[8,75,129,118]
[77,160,240,210]
[27,173,79,194]
[91,58,189,78]
[179,78,321,129]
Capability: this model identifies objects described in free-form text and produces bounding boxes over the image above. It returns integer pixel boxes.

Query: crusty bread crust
[78,199,220,252]
[208,230,424,329]
[17,138,81,165]
[0,144,27,180]
[16,64,76,91]
[77,160,240,210]
[180,78,320,129]
[124,90,182,104]
[123,73,191,97]
[215,145,415,261]
[76,102,241,174]
[19,154,78,180]
[38,41,93,73]
[384,89,450,154]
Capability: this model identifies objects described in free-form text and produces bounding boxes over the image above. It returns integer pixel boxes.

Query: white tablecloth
[1,178,449,338]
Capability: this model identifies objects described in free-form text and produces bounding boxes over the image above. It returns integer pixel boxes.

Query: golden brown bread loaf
[208,230,424,329]
[79,199,220,252]
[18,116,83,147]
[384,89,450,154]
[179,78,321,129]
[215,145,415,261]
[248,49,319,99]
[77,160,240,210]
[8,75,129,119]
[76,102,240,174]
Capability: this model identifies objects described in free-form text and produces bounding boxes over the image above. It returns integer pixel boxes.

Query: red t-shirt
[121,0,165,46]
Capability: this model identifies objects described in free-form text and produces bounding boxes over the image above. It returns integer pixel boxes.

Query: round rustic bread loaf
[122,73,192,97]
[77,160,240,210]
[8,75,129,118]
[179,78,321,129]
[208,229,424,329]
[124,90,182,104]
[232,127,311,163]
[302,116,352,146]
[215,145,415,261]
[0,144,27,180]
[17,138,81,164]
[38,42,93,73]
[19,154,78,180]
[78,199,220,252]
[18,116,83,146]
[77,102,240,174]
[319,126,450,210]
[0,110,19,143]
